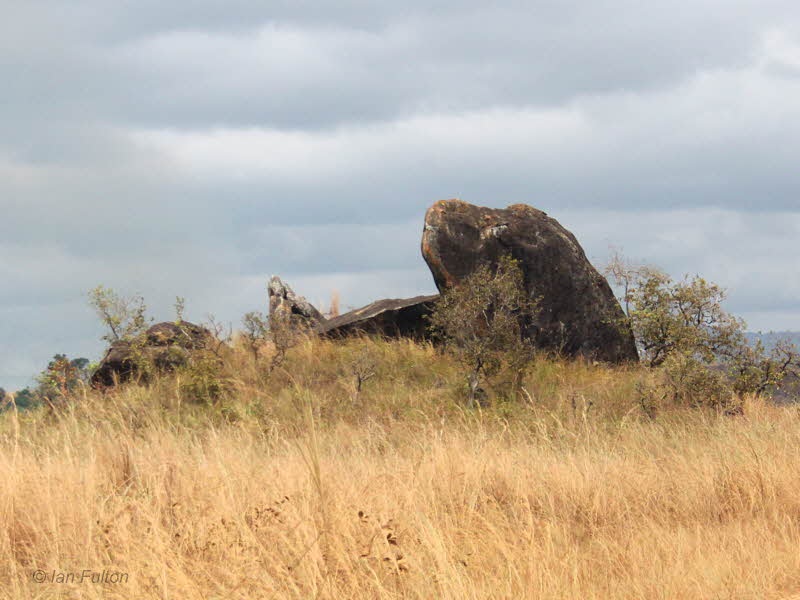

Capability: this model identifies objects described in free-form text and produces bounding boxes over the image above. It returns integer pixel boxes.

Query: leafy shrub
[724,338,800,397]
[605,255,743,367]
[606,252,800,406]
[177,351,230,404]
[427,255,539,405]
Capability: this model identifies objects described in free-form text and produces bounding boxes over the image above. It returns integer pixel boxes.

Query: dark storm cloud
[1,0,799,388]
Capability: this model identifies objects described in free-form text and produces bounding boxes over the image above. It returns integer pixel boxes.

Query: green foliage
[1,355,91,412]
[605,253,740,368]
[662,352,734,409]
[177,350,230,404]
[636,352,738,416]
[36,354,92,404]
[606,253,800,404]
[176,313,232,404]
[428,255,539,405]
[88,285,152,343]
[625,268,743,367]
[12,387,38,410]
[242,307,307,377]
[88,285,160,383]
[724,338,800,396]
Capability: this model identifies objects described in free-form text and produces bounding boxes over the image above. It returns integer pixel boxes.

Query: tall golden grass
[2,337,800,599]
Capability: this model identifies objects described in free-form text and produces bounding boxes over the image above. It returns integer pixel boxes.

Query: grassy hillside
[3,336,800,599]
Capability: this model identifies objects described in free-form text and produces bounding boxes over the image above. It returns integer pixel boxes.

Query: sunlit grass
[2,336,799,598]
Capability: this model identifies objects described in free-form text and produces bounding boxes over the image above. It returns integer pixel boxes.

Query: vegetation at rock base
[427,255,539,405]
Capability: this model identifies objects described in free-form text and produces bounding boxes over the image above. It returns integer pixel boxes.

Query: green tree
[88,285,151,343]
[12,387,38,410]
[37,354,92,403]
[605,255,743,367]
[606,253,800,403]
[428,255,539,405]
[724,337,800,397]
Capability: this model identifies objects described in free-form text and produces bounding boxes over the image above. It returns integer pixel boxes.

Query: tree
[240,309,300,376]
[605,256,743,367]
[428,255,539,405]
[724,337,800,396]
[13,387,38,410]
[37,354,92,403]
[604,248,640,318]
[242,311,269,364]
[606,252,800,402]
[88,285,151,343]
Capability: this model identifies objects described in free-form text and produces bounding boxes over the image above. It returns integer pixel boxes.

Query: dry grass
[2,337,800,599]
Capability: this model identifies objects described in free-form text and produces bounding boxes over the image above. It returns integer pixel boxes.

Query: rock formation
[91,321,211,387]
[317,295,439,340]
[268,276,326,328]
[421,199,638,363]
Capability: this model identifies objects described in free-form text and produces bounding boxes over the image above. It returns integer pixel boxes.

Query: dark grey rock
[421,199,638,363]
[91,321,211,387]
[268,276,326,328]
[317,295,439,340]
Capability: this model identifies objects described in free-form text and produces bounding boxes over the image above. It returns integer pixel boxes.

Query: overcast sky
[2,1,800,389]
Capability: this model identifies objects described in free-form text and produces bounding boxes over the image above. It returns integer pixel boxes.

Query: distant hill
[744,331,800,349]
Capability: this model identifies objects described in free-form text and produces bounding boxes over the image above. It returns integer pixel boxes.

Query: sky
[2,1,800,390]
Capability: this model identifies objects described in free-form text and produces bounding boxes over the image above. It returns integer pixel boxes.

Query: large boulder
[91,321,211,387]
[317,295,439,340]
[421,199,638,363]
[268,276,326,328]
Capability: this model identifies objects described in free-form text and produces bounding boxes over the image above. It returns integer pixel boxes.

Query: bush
[177,351,231,404]
[724,337,800,397]
[605,257,743,367]
[606,252,800,404]
[427,255,538,405]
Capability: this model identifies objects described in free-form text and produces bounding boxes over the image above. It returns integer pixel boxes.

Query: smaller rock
[91,321,211,387]
[144,321,209,349]
[317,295,439,340]
[91,341,136,386]
[268,276,326,328]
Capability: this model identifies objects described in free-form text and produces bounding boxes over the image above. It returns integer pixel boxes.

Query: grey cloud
[3,0,799,136]
[237,221,429,275]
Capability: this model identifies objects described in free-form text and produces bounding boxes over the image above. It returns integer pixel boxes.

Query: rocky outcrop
[91,321,211,387]
[317,295,439,340]
[268,276,326,328]
[421,199,638,363]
